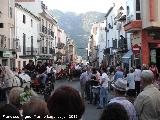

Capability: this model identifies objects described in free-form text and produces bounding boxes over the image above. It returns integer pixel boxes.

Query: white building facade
[96,21,106,66]
[104,0,131,68]
[15,3,40,69]
[17,0,57,62]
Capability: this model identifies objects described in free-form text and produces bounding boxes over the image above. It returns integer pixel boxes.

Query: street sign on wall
[3,51,12,58]
[132,44,141,54]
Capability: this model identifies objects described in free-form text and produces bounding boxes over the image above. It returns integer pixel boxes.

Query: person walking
[80,66,92,99]
[149,64,158,81]
[114,66,124,81]
[134,65,142,95]
[97,68,109,109]
[126,68,136,97]
[134,70,160,120]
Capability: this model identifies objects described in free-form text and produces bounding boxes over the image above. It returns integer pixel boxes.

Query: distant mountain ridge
[50,9,106,59]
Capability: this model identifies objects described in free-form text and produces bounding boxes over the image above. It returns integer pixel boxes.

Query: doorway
[156,49,160,71]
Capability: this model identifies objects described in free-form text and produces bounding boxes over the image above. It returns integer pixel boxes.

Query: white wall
[15,7,39,56]
[106,9,116,48]
[96,20,106,65]
[126,0,136,23]
[61,30,67,45]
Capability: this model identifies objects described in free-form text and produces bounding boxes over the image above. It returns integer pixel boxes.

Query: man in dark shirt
[25,60,35,71]
[35,61,47,85]
[25,60,35,77]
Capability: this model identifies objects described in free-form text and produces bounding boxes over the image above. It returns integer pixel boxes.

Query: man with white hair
[134,70,160,120]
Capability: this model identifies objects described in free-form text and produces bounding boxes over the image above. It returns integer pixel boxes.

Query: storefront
[149,43,160,70]
[141,30,160,70]
[0,50,16,68]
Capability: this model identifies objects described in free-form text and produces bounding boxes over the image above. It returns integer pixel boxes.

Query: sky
[42,0,113,13]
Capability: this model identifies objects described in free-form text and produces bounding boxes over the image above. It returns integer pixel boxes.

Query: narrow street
[54,79,103,120]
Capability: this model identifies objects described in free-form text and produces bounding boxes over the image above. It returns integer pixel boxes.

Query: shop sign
[132,44,141,54]
[3,51,12,58]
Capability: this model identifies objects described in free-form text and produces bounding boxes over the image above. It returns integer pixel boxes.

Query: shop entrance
[156,49,160,71]
[150,48,160,71]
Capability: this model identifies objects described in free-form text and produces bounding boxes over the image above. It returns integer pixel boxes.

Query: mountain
[50,10,106,59]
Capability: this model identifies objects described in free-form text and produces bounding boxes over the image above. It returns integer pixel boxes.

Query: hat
[111,78,127,91]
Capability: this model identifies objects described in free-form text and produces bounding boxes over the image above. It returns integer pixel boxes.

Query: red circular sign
[132,44,141,54]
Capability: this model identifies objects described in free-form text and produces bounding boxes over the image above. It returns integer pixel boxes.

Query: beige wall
[141,0,160,28]
[0,0,15,49]
[131,32,141,46]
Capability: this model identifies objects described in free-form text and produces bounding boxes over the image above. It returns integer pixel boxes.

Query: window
[42,19,44,26]
[0,23,4,28]
[23,33,26,55]
[31,19,33,27]
[23,15,26,24]
[127,6,130,16]
[16,41,18,49]
[9,7,12,18]
[136,0,140,11]
[31,36,33,55]
[46,21,48,28]
[23,61,26,67]
[136,13,141,20]
[42,19,44,32]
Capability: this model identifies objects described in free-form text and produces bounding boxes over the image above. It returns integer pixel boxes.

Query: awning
[122,50,133,64]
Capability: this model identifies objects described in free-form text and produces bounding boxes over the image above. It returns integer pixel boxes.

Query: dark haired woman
[100,102,129,120]
[47,86,85,120]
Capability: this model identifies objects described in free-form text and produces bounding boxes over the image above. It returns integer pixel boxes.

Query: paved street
[54,78,103,120]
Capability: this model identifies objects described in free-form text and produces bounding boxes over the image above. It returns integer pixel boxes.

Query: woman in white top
[97,68,110,109]
[126,68,135,90]
[134,65,142,95]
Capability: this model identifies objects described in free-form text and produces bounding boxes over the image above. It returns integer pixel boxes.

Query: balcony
[112,39,117,49]
[26,47,35,56]
[124,20,142,33]
[42,47,47,54]
[42,26,47,34]
[49,48,55,55]
[42,26,44,33]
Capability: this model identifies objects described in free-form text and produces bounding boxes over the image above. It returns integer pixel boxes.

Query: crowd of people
[0,86,85,120]
[79,64,160,120]
[0,61,160,120]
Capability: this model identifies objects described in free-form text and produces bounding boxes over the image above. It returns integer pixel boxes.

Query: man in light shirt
[97,68,109,109]
[134,65,142,95]
[134,70,160,120]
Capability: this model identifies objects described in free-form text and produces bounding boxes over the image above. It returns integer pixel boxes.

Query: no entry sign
[132,44,141,54]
